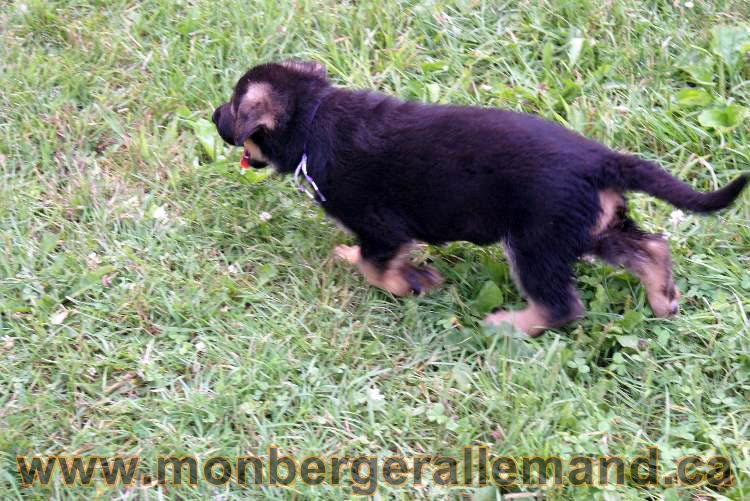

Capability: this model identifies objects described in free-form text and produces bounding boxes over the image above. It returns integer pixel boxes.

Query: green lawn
[1,0,749,499]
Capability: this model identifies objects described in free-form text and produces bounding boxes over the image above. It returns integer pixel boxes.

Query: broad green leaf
[592,63,612,81]
[451,363,473,392]
[70,266,117,297]
[192,118,218,160]
[427,404,446,423]
[239,167,273,184]
[589,283,609,312]
[698,104,747,131]
[620,309,644,330]
[481,254,506,285]
[559,78,582,102]
[677,52,714,85]
[213,159,272,184]
[255,263,278,287]
[711,25,750,70]
[420,61,446,73]
[174,106,192,119]
[474,280,503,313]
[674,88,712,107]
[616,335,639,349]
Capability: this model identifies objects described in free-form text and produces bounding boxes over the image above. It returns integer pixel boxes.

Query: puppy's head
[212,60,328,169]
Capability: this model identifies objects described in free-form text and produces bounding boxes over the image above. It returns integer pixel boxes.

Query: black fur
[212,61,747,331]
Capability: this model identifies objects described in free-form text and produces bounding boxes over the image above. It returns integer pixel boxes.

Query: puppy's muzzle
[213,103,269,168]
[212,103,238,146]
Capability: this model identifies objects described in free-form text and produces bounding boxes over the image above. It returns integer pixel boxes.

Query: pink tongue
[240,150,250,169]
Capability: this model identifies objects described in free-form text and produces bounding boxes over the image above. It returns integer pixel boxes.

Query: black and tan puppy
[212,60,747,336]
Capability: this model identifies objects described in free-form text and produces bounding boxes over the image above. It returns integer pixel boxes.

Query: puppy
[212,60,747,336]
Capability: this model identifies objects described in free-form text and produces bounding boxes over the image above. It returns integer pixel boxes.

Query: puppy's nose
[212,106,221,125]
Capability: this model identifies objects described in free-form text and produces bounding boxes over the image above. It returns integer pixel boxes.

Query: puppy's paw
[400,264,443,295]
[333,245,361,265]
[485,310,514,327]
[484,306,551,337]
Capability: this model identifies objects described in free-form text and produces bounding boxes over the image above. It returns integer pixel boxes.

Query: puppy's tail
[612,154,748,213]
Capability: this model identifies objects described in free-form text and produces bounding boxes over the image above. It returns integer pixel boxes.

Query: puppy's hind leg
[334,240,442,296]
[592,218,679,317]
[486,243,584,336]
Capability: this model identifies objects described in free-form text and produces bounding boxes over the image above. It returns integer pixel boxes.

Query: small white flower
[195,341,206,352]
[670,209,686,228]
[124,195,140,208]
[86,252,101,268]
[259,211,272,223]
[366,385,385,410]
[50,308,69,325]
[152,205,167,220]
[684,1,694,8]
[227,264,241,274]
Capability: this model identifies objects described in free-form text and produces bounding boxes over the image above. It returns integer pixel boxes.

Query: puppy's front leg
[333,244,442,296]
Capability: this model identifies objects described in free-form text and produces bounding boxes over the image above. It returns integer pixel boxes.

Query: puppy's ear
[280,60,327,79]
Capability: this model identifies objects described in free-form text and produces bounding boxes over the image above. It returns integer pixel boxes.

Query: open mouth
[240,148,252,169]
[239,145,269,169]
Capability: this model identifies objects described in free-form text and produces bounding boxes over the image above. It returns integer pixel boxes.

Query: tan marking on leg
[334,244,361,264]
[359,261,412,296]
[632,238,680,317]
[593,190,625,235]
[485,301,551,337]
[485,291,583,337]
[333,244,442,296]
[334,244,411,295]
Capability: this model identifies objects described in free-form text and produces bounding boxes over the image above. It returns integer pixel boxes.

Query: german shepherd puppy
[212,60,747,336]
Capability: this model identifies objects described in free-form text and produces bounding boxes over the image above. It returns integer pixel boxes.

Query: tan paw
[333,244,361,265]
[484,305,549,337]
[485,310,515,328]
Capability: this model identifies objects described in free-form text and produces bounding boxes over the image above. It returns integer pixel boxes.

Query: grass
[1,0,749,499]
